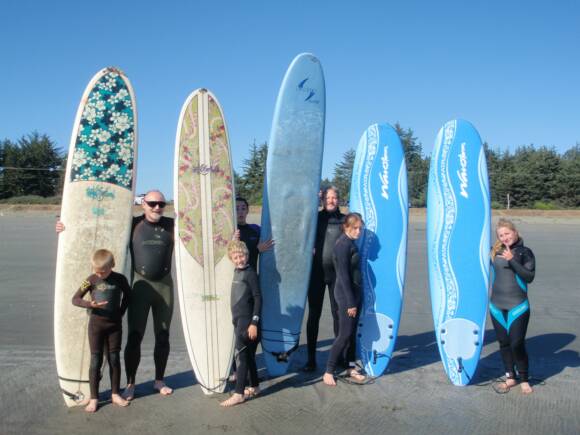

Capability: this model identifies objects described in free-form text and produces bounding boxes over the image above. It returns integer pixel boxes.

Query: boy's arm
[72,278,93,308]
[119,275,131,316]
[247,270,262,325]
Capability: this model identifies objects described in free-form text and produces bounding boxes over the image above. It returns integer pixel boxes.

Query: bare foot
[84,399,98,413]
[220,393,245,407]
[323,372,336,386]
[122,384,135,401]
[244,386,260,398]
[347,368,366,383]
[498,378,518,393]
[520,382,533,394]
[153,380,173,396]
[111,394,130,407]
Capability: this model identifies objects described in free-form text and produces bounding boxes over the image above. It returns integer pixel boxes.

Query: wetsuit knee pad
[90,352,104,370]
[108,351,121,367]
[126,331,144,349]
[510,338,526,351]
[155,330,170,349]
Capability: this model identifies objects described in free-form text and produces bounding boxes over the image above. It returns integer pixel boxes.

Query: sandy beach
[1,210,579,435]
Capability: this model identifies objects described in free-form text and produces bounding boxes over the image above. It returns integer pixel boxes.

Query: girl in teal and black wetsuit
[490,218,536,394]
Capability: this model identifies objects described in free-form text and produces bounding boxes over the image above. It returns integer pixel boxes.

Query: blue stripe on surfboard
[427,119,490,386]
[259,53,326,376]
[349,123,408,377]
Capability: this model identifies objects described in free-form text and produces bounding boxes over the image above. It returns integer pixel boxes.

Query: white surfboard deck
[174,89,236,395]
[54,67,137,406]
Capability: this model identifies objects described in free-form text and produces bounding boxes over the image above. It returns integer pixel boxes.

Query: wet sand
[1,212,579,434]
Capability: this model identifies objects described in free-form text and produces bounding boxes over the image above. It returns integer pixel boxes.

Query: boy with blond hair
[221,240,261,407]
[72,249,131,412]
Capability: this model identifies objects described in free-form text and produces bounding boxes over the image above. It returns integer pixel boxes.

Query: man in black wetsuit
[123,190,174,399]
[302,186,345,371]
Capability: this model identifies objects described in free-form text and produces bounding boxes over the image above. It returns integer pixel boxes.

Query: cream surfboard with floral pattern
[54,67,137,407]
[174,89,235,394]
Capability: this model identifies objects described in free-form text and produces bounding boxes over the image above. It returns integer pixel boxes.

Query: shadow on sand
[475,332,579,384]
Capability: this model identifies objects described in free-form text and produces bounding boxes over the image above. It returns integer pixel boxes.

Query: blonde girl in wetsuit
[490,219,536,394]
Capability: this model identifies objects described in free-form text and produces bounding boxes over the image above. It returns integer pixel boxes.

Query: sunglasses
[144,200,166,209]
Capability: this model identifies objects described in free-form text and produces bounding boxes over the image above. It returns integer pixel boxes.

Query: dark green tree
[237,140,268,205]
[394,123,428,207]
[1,132,63,199]
[555,144,580,207]
[331,148,355,204]
[508,145,560,207]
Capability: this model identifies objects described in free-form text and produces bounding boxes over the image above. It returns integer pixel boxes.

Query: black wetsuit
[72,272,131,399]
[490,238,535,382]
[325,233,362,374]
[125,215,174,384]
[305,209,345,366]
[230,265,262,395]
[238,223,261,271]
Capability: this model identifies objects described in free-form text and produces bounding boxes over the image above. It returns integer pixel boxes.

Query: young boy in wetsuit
[220,240,261,407]
[72,249,131,412]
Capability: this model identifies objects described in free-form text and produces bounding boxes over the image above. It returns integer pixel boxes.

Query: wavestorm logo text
[379,145,389,200]
[457,143,468,198]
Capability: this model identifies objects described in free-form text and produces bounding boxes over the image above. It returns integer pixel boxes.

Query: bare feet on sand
[498,378,518,393]
[220,393,245,407]
[122,384,135,401]
[84,399,98,413]
[111,393,130,407]
[347,368,366,383]
[323,372,336,386]
[520,382,533,394]
[153,380,173,396]
[244,386,260,398]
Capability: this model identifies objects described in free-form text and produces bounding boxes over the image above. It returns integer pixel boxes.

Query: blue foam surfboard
[427,119,490,386]
[349,123,408,376]
[259,53,325,376]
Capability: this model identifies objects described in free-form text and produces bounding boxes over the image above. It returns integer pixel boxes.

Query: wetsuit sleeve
[247,270,262,325]
[335,242,357,308]
[508,248,536,283]
[72,277,93,308]
[119,274,131,316]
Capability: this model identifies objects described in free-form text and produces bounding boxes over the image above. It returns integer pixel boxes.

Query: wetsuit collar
[322,208,341,218]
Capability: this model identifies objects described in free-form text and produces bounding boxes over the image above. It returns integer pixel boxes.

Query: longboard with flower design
[174,89,235,394]
[54,67,137,406]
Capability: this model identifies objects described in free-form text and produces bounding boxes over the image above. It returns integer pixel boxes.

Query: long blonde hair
[491,218,519,260]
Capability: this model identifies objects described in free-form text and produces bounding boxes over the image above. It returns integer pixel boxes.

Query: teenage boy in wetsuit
[72,249,131,412]
[57,190,175,399]
[220,240,262,407]
[234,197,274,271]
[302,186,345,371]
[230,197,273,381]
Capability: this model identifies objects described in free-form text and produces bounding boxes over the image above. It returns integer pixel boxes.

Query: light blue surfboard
[349,123,408,377]
[259,53,325,376]
[427,119,490,386]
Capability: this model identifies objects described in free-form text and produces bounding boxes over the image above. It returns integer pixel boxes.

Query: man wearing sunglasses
[56,189,175,399]
[123,190,174,399]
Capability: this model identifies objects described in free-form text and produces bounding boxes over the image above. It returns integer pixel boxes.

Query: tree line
[1,132,64,200]
[2,129,579,209]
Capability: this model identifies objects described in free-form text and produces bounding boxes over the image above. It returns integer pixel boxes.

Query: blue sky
[2,0,579,197]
